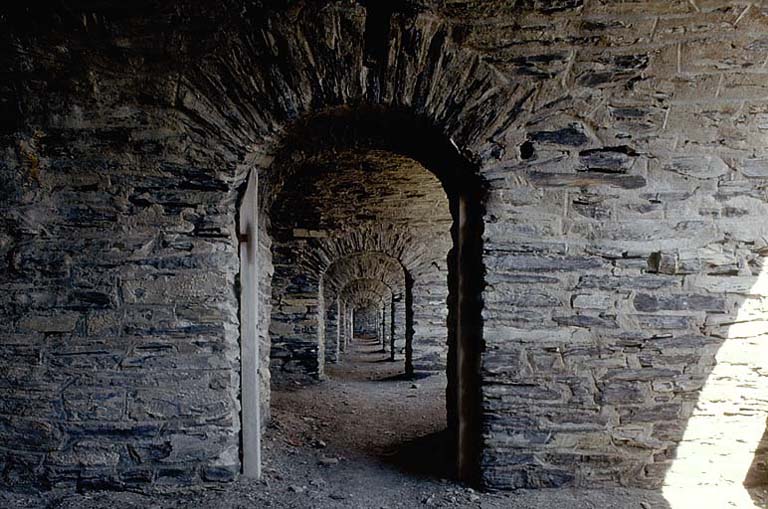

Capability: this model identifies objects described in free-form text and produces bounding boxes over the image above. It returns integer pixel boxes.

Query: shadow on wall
[659,257,768,508]
[747,423,768,495]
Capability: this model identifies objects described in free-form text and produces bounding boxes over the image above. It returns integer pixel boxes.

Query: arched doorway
[239,107,486,483]
[322,252,407,367]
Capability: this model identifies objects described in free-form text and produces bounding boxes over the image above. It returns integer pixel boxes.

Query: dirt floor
[0,337,739,508]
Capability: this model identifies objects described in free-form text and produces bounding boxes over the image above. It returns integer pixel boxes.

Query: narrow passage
[270,333,448,479]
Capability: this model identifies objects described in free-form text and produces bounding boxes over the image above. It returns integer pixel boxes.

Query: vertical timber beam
[456,190,483,484]
[239,171,261,480]
[404,274,415,377]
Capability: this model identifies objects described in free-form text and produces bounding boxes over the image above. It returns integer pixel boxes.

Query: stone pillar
[390,294,397,361]
[411,272,449,372]
[339,301,347,353]
[376,307,384,348]
[391,293,405,361]
[325,298,339,363]
[335,299,343,357]
[344,306,355,345]
[380,303,387,352]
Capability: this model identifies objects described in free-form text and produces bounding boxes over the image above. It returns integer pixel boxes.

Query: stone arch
[268,194,451,370]
[180,6,537,190]
[339,278,393,348]
[192,3,532,487]
[339,277,392,350]
[8,1,768,496]
[246,111,486,481]
[288,227,433,291]
[322,252,407,365]
[340,278,393,306]
[323,252,406,300]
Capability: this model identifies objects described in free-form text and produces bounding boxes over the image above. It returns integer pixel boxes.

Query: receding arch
[197,12,525,484]
[323,251,406,299]
[239,105,487,484]
[9,0,762,495]
[339,278,393,305]
[322,251,407,366]
[339,277,394,356]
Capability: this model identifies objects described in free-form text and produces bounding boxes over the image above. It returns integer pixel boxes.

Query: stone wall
[447,0,768,489]
[1,0,767,494]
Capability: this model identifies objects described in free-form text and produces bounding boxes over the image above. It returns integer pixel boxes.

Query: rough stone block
[0,417,62,453]
[662,155,729,180]
[528,171,647,189]
[741,158,768,178]
[633,293,726,313]
[49,441,121,467]
[530,124,592,147]
[578,146,637,173]
[63,387,125,422]
[571,293,612,309]
[18,312,80,333]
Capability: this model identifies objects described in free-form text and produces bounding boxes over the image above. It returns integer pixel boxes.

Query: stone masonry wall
[447,0,768,489]
[1,0,767,493]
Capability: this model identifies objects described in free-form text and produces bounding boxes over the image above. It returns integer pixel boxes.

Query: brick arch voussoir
[294,227,433,286]
[323,251,406,304]
[178,3,537,191]
[340,278,393,308]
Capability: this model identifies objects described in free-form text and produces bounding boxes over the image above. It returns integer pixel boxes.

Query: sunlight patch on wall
[663,264,768,508]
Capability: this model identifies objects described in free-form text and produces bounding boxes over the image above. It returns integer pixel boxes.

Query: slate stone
[488,255,605,273]
[528,171,647,189]
[201,465,238,482]
[663,155,729,179]
[742,158,768,178]
[530,124,591,147]
[578,146,637,173]
[633,293,726,313]
[577,274,680,291]
[1,0,766,495]
[553,314,618,328]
